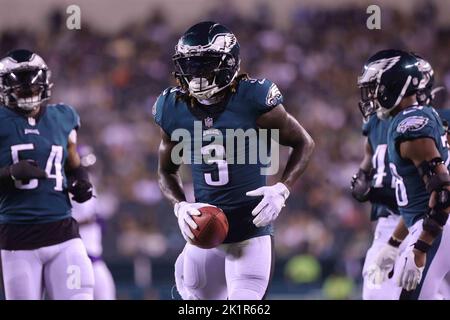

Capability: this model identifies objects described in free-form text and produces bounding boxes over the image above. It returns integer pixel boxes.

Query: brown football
[190,206,229,249]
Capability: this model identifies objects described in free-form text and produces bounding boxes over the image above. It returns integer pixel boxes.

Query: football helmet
[411,53,445,106]
[0,49,52,112]
[357,49,422,119]
[173,21,240,102]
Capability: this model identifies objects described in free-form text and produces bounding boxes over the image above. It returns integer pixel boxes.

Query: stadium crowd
[0,1,448,298]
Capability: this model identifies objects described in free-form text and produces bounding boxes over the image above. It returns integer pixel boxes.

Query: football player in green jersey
[155,22,315,300]
[0,49,94,299]
[358,50,450,299]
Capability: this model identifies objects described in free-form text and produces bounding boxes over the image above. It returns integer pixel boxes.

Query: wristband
[388,236,402,248]
[414,239,431,253]
[66,166,89,184]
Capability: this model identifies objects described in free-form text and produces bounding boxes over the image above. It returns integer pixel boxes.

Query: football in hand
[190,206,229,249]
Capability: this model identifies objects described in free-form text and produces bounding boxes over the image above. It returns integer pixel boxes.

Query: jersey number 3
[11,144,64,191]
[201,144,229,186]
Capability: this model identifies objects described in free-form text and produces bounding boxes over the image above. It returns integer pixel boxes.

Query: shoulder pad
[238,78,283,114]
[152,87,182,134]
[392,106,438,142]
[436,108,450,124]
[48,103,81,130]
[396,115,429,134]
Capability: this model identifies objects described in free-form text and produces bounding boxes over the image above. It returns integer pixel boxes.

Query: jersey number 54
[11,143,64,191]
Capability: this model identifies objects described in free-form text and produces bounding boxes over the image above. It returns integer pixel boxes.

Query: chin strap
[196,94,223,105]
[187,69,239,102]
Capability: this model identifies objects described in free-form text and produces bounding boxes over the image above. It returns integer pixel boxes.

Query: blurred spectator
[1,3,448,299]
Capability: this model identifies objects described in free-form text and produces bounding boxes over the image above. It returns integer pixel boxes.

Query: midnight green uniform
[362,115,399,220]
[389,106,450,300]
[434,107,450,165]
[388,105,449,227]
[153,78,283,242]
[436,108,450,130]
[0,104,79,224]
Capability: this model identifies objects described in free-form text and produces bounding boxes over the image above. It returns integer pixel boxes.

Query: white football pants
[1,238,94,300]
[175,235,273,300]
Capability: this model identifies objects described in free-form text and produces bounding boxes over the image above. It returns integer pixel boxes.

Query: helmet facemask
[358,80,382,118]
[0,50,53,113]
[358,78,414,120]
[0,66,52,113]
[173,52,239,102]
[416,86,433,106]
[414,54,435,106]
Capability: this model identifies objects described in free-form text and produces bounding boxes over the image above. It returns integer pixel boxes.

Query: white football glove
[174,201,215,242]
[397,250,424,291]
[366,243,399,286]
[246,182,290,227]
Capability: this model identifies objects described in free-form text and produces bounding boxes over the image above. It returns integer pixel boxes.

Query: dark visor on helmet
[174,54,224,78]
[1,68,49,101]
[2,68,47,88]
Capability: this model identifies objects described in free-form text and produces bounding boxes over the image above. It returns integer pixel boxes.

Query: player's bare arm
[391,217,409,243]
[66,131,81,169]
[157,129,186,206]
[243,104,314,228]
[360,139,373,172]
[65,129,93,203]
[256,104,315,191]
[158,129,204,242]
[400,137,450,267]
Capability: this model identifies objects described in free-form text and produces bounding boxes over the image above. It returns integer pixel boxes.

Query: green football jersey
[0,104,80,224]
